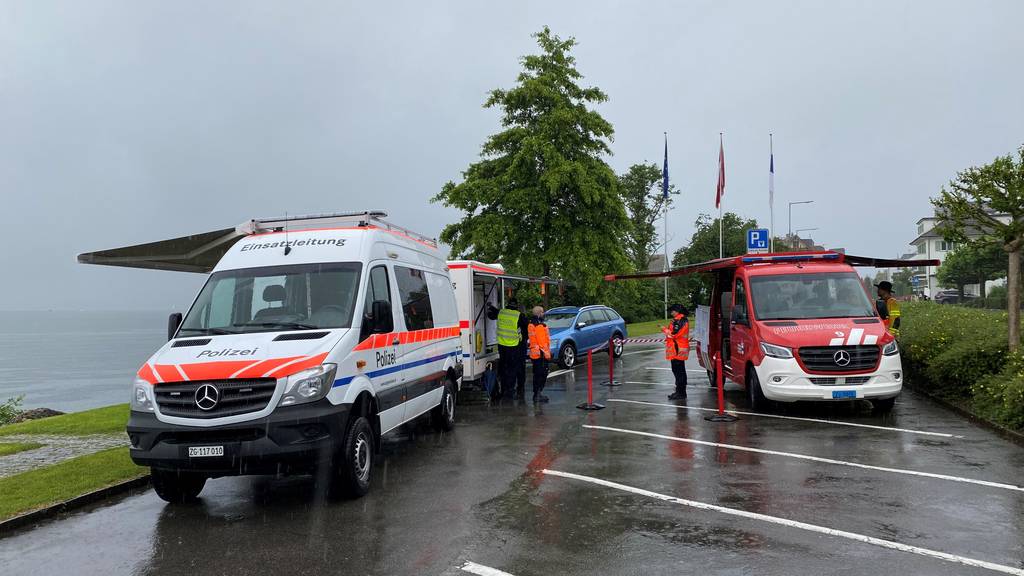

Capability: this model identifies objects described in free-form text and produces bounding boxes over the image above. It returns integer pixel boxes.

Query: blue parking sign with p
[747,229,769,253]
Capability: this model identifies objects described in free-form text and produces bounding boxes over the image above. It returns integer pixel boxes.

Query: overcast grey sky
[2,0,1022,311]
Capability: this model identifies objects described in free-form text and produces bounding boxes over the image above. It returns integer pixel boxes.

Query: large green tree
[670,212,758,308]
[933,145,1024,348]
[937,242,1007,298]
[432,27,629,300]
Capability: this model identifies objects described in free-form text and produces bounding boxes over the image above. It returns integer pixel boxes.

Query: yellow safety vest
[496,309,522,347]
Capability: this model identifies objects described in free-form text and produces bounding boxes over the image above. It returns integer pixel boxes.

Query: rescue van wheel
[559,342,577,369]
[334,416,374,498]
[872,396,897,414]
[151,468,206,503]
[432,379,456,432]
[747,366,771,412]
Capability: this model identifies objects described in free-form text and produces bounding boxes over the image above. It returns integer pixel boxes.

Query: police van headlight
[882,340,899,356]
[279,364,337,407]
[131,378,155,412]
[760,342,794,359]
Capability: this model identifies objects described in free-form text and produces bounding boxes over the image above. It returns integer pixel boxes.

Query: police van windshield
[179,262,362,335]
[749,272,875,321]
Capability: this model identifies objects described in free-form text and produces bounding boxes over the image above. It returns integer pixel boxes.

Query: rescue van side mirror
[167,313,182,341]
[370,300,393,334]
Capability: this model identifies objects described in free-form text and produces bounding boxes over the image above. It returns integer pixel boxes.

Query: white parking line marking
[546,369,572,379]
[583,424,1022,493]
[647,367,705,374]
[607,398,964,439]
[461,561,516,576]
[542,469,1024,576]
[625,381,674,386]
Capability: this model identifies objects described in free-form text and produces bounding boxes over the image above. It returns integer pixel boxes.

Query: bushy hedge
[900,302,1023,431]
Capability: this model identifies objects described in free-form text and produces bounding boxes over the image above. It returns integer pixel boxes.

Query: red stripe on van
[137,364,157,385]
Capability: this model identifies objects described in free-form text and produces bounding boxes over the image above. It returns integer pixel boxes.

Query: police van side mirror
[167,312,182,341]
[370,300,393,334]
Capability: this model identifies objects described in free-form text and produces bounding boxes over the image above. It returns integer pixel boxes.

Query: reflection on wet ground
[1,346,1022,576]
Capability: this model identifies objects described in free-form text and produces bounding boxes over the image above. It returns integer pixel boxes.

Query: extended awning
[77,227,244,273]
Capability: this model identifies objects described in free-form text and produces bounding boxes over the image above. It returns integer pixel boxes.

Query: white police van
[79,211,462,502]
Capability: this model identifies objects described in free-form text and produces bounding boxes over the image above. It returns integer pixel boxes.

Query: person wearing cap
[662,304,691,401]
[875,281,901,337]
[527,306,551,403]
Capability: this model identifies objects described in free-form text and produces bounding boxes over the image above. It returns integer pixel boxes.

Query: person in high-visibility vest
[489,298,529,398]
[874,281,901,337]
[662,304,690,401]
[528,306,551,404]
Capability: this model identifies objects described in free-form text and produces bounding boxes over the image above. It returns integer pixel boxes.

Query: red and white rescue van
[606,251,938,413]
[79,211,462,502]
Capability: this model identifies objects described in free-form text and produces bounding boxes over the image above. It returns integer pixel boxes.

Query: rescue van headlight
[882,340,899,356]
[279,364,337,407]
[130,378,155,412]
[760,342,794,359]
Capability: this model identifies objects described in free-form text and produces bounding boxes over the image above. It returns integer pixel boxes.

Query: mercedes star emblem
[195,384,220,411]
[833,350,852,367]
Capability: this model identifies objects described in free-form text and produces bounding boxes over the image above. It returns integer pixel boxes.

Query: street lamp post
[788,200,814,238]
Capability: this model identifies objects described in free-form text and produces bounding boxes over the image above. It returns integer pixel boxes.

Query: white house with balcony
[909,213,1008,297]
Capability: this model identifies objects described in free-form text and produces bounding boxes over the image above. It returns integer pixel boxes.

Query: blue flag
[662,134,669,199]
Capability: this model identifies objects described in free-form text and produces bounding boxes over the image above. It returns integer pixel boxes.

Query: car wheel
[872,396,897,414]
[333,415,374,498]
[746,366,770,412]
[611,333,624,358]
[559,342,577,369]
[151,468,206,503]
[432,378,456,432]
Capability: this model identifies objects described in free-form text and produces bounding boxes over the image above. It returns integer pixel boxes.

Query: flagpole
[663,132,669,320]
[769,133,775,253]
[718,133,724,259]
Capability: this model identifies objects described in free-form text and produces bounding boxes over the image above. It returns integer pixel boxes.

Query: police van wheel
[559,343,577,369]
[151,468,206,503]
[335,416,373,498]
[747,366,770,412]
[432,379,456,432]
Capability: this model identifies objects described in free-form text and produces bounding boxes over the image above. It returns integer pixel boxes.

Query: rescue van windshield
[179,262,362,335]
[749,272,874,321]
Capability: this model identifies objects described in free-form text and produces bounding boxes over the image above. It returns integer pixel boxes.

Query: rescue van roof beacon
[79,211,462,502]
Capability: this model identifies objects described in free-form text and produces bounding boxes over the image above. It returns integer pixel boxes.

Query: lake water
[0,311,168,412]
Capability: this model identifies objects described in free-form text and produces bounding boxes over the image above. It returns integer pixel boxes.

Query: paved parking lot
[2,346,1023,576]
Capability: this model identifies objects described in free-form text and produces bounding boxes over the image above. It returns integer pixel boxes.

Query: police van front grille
[809,376,872,386]
[798,346,879,373]
[154,379,277,419]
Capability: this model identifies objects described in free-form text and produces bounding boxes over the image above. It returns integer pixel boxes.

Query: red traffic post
[577,349,605,411]
[705,352,738,422]
[601,336,621,387]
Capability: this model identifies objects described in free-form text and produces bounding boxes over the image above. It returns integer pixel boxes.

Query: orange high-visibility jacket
[528,321,551,360]
[662,316,690,361]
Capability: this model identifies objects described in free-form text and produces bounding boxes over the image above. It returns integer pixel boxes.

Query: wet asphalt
[1,345,1023,576]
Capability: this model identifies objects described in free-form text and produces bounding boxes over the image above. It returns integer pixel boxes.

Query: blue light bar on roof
[740,253,842,264]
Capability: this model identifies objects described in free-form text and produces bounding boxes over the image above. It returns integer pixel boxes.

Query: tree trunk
[1008,249,1021,351]
[979,274,987,299]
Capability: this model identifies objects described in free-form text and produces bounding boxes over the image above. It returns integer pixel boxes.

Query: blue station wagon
[544,305,628,368]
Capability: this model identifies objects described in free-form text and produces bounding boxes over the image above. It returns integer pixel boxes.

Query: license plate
[188,446,224,458]
[832,390,857,399]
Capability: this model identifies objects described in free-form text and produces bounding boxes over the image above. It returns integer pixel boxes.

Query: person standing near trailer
[874,281,901,337]
[491,298,529,398]
[662,304,690,401]
[528,306,551,403]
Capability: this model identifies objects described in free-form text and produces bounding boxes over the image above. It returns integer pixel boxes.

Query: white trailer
[446,260,563,386]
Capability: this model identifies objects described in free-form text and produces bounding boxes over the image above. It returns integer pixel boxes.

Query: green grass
[626,320,667,337]
[0,442,43,456]
[0,404,129,437]
[0,447,147,521]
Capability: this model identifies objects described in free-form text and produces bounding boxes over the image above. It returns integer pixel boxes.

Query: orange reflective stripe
[137,364,157,385]
[154,364,182,383]
[265,352,329,378]
[232,356,303,379]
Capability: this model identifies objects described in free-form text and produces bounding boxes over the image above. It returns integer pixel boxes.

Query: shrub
[972,354,1024,431]
[924,334,1007,400]
[0,396,24,426]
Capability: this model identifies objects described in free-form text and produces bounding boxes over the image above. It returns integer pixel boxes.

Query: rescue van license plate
[188,446,224,458]
[832,390,857,399]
